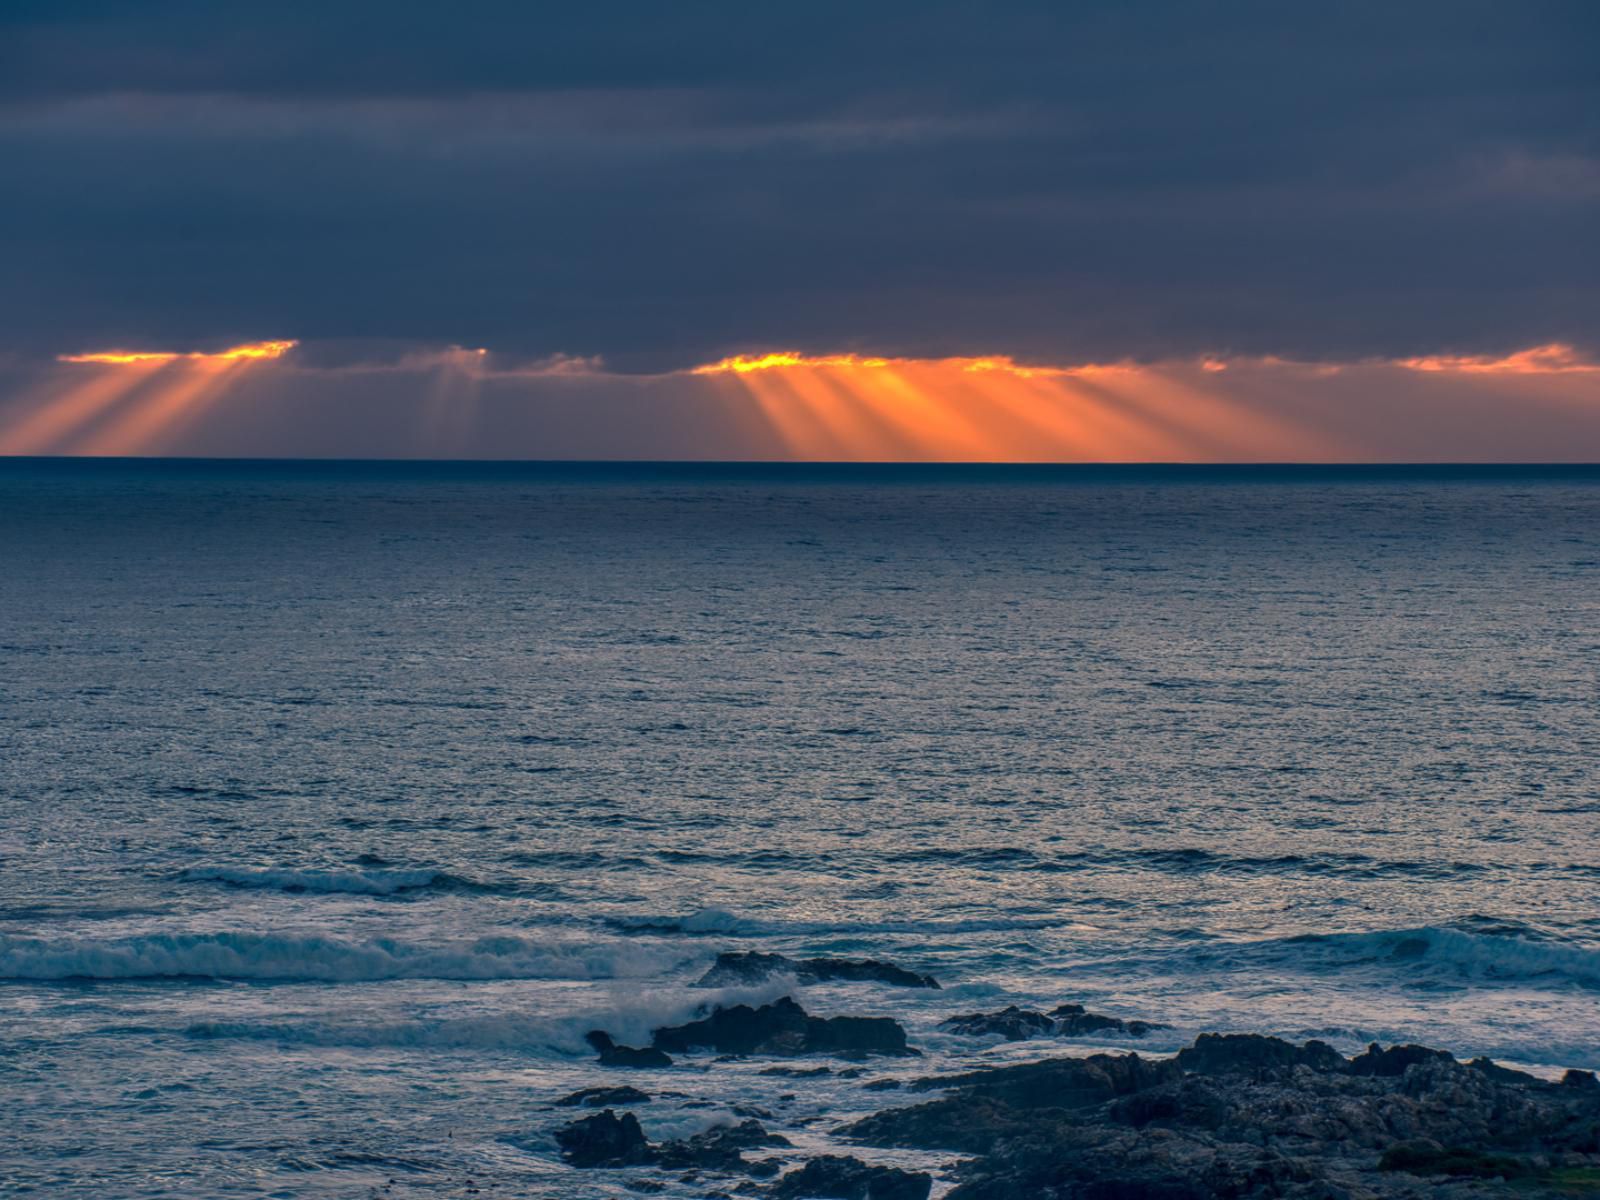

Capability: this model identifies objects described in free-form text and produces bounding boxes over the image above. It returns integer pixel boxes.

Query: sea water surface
[2,460,1598,1197]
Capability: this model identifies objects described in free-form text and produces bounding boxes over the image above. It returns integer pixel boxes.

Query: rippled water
[3,461,1599,1197]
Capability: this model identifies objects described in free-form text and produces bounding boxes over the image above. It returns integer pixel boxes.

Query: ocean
[3,460,1598,1197]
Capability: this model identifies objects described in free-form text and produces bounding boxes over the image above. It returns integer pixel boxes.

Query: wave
[1189,922,1600,989]
[885,845,1495,880]
[606,907,1069,938]
[0,931,684,983]
[177,865,492,897]
[182,980,791,1053]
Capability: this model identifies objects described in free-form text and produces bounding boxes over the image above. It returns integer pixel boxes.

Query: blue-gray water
[3,460,1599,1197]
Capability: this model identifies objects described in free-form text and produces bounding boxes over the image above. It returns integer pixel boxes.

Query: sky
[1,1,1596,460]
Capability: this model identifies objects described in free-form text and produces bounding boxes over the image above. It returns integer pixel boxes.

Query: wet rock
[940,1005,1055,1041]
[1050,1001,1166,1038]
[1465,1056,1542,1086]
[941,1002,1166,1041]
[554,1109,656,1168]
[840,1032,1600,1199]
[586,1030,675,1069]
[768,1154,932,1200]
[556,1084,652,1107]
[696,951,940,990]
[1563,1069,1599,1090]
[657,1118,791,1172]
[1378,1139,1531,1179]
[1347,1041,1455,1077]
[847,1055,1179,1155]
[1175,1032,1345,1075]
[652,996,916,1058]
[862,1078,902,1091]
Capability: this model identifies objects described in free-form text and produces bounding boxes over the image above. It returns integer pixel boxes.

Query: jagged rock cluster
[558,957,1600,1197]
[841,1034,1600,1198]
[585,995,916,1066]
[942,1001,1167,1041]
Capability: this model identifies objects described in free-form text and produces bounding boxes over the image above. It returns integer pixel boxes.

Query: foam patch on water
[0,931,687,983]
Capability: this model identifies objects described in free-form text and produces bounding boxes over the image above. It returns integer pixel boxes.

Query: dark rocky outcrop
[586,1030,675,1068]
[1175,1032,1345,1075]
[838,1037,1600,1199]
[941,1002,1165,1041]
[940,1005,1055,1041]
[768,1154,932,1200]
[651,996,915,1058]
[696,951,940,990]
[556,1084,652,1107]
[656,1118,791,1172]
[554,1109,656,1168]
[556,1110,788,1176]
[1347,1040,1455,1077]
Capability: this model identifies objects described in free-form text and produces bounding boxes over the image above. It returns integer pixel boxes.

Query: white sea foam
[0,931,684,983]
[178,865,476,896]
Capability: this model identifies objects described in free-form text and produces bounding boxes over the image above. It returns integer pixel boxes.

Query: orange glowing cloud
[1392,342,1597,374]
[57,340,298,366]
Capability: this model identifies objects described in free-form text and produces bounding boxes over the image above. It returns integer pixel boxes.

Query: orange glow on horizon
[3,339,1594,459]
[690,352,1342,461]
[2,340,298,455]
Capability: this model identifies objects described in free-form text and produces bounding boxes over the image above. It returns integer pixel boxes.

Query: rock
[768,1154,932,1200]
[1346,1042,1454,1077]
[941,1002,1166,1041]
[1378,1140,1531,1179]
[1562,1069,1599,1090]
[1176,1032,1346,1075]
[1466,1056,1542,1086]
[652,996,915,1058]
[862,1078,902,1091]
[656,1118,791,1172]
[940,1006,1055,1041]
[695,951,940,990]
[556,1084,652,1107]
[586,1030,675,1068]
[1050,1001,1166,1037]
[554,1109,656,1168]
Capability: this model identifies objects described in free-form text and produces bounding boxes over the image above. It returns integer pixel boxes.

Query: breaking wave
[0,931,684,983]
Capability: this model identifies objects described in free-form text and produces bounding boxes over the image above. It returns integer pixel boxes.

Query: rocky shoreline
[550,957,1600,1198]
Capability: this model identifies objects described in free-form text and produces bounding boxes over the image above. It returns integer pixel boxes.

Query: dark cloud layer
[3,1,1596,370]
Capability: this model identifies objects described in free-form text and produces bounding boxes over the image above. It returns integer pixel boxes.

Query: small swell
[177,865,492,897]
[1191,921,1600,989]
[0,931,682,983]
